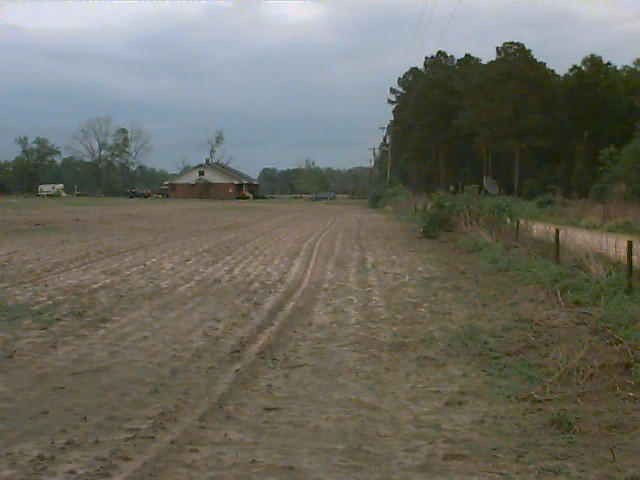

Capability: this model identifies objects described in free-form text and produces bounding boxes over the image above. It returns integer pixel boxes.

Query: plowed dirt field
[1,199,637,479]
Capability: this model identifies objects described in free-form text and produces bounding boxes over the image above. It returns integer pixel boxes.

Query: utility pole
[368,147,376,180]
[379,125,391,188]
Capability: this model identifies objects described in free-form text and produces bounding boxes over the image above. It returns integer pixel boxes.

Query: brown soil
[0,198,637,479]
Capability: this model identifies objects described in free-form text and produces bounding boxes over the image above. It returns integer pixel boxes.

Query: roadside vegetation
[258,159,371,197]
[0,117,168,196]
[373,41,639,202]
[418,190,639,333]
[371,188,640,472]
[369,43,640,454]
[366,186,639,475]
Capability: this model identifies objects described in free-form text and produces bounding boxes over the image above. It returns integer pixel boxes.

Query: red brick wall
[168,183,260,199]
[168,183,239,200]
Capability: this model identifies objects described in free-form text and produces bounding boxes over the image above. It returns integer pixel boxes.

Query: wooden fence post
[515,219,520,240]
[554,228,560,264]
[626,240,633,295]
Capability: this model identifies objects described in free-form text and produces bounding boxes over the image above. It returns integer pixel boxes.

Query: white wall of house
[171,165,240,184]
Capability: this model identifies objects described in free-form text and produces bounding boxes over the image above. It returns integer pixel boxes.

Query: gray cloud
[1,1,639,176]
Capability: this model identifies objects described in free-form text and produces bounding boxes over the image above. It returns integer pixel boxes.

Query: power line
[435,0,461,49]
[417,0,438,59]
[410,0,428,55]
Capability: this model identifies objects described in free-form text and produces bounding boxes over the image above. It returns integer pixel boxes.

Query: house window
[198,170,204,177]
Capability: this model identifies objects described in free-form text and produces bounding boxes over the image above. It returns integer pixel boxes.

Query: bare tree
[204,129,227,164]
[70,116,112,168]
[129,125,151,166]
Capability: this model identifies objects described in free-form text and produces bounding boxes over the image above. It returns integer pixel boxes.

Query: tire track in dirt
[59,224,321,476]
[20,212,302,311]
[1,206,290,290]
[351,213,409,471]
[1,231,188,289]
[36,227,292,366]
[152,211,445,479]
[1,213,294,292]
[0,212,304,362]
[1,214,309,383]
[0,208,212,284]
[86,215,317,363]
[0,213,335,479]
[351,213,478,477]
[141,213,360,479]
[354,213,394,332]
[94,217,337,480]
[2,216,300,346]
[181,212,404,478]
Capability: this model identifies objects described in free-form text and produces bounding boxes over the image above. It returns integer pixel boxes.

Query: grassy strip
[455,234,640,347]
[444,233,640,474]
[416,192,639,344]
[418,192,638,235]
[387,191,640,390]
[380,194,640,474]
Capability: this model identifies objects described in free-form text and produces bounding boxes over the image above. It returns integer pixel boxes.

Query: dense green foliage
[258,160,371,196]
[418,190,640,238]
[419,191,526,237]
[378,42,640,198]
[592,131,640,200]
[367,184,411,209]
[0,118,169,195]
[457,235,640,348]
[414,192,640,356]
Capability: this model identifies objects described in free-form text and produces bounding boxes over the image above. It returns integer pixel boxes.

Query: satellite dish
[483,176,499,195]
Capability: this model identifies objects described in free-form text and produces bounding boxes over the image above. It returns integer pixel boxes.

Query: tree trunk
[430,145,437,191]
[481,145,488,178]
[488,146,493,178]
[438,144,446,191]
[513,144,521,197]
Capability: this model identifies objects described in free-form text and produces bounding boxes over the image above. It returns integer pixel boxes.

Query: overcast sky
[1,1,639,176]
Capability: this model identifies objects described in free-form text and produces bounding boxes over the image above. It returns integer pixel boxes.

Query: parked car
[312,192,337,201]
[125,188,151,198]
[157,185,169,198]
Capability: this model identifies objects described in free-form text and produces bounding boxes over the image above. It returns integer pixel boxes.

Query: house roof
[169,161,257,185]
[210,162,257,184]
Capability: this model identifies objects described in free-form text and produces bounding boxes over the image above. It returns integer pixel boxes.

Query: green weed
[0,300,60,331]
[548,411,576,434]
[368,185,411,209]
[441,318,546,397]
[467,236,640,344]
[413,192,640,237]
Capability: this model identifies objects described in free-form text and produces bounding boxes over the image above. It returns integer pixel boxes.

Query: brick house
[168,161,259,200]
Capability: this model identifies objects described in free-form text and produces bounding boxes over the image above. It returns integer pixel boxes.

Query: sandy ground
[0,199,637,479]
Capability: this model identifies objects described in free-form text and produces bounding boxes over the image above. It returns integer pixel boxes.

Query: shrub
[578,217,600,229]
[367,185,411,209]
[603,218,637,234]
[419,192,526,238]
[420,194,458,238]
[534,193,556,208]
[384,185,411,207]
[368,186,385,208]
[589,183,612,204]
[521,178,540,200]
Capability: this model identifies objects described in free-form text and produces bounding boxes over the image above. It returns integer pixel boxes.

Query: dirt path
[0,200,637,478]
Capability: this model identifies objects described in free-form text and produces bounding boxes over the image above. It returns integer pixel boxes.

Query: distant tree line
[258,160,371,197]
[0,116,169,195]
[378,41,640,199]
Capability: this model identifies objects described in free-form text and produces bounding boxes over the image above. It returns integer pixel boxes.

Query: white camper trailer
[38,184,66,197]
